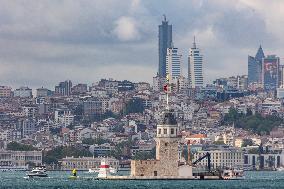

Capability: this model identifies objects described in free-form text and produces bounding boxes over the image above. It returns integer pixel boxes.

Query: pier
[98,175,220,180]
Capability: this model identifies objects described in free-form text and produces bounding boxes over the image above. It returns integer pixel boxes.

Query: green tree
[124,98,144,115]
[242,139,253,147]
[43,146,92,164]
[50,127,61,135]
[82,137,110,145]
[102,110,119,119]
[224,108,283,135]
[213,140,225,145]
[223,108,240,124]
[112,124,125,133]
[82,138,95,145]
[248,148,259,154]
[133,151,153,160]
[109,138,136,159]
[246,108,253,116]
[74,105,84,122]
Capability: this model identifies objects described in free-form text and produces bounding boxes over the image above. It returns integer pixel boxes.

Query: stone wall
[131,138,179,177]
[131,160,159,176]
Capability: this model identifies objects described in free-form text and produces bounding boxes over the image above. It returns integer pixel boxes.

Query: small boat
[68,168,78,179]
[68,175,79,180]
[221,168,244,180]
[88,168,99,173]
[277,167,284,171]
[26,166,48,178]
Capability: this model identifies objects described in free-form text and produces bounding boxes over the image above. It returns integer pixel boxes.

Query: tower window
[171,128,174,134]
[165,142,168,146]
[158,128,161,134]
[163,129,167,134]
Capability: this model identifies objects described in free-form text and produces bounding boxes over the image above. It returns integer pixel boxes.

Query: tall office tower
[188,37,204,88]
[159,15,172,78]
[248,45,265,84]
[279,65,284,87]
[263,55,280,91]
[55,80,72,96]
[166,46,182,83]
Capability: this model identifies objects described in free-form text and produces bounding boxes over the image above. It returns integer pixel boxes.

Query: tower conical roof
[255,45,265,61]
[161,109,177,125]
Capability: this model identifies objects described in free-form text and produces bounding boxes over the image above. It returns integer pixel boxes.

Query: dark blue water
[0,171,282,189]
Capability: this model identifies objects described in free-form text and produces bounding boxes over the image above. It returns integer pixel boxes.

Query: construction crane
[192,152,211,172]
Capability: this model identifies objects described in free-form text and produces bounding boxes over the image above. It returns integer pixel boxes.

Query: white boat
[221,168,244,180]
[277,167,284,171]
[88,168,99,173]
[26,166,48,178]
[88,167,117,174]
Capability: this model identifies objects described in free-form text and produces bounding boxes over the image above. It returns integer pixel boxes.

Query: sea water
[0,171,283,189]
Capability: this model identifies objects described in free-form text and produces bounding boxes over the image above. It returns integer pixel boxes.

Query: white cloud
[113,16,140,41]
[0,0,283,88]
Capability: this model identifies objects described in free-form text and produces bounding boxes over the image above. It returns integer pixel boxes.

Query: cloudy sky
[0,0,284,89]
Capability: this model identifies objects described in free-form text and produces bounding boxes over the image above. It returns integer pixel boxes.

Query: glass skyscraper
[188,38,204,88]
[159,15,172,78]
[248,46,265,84]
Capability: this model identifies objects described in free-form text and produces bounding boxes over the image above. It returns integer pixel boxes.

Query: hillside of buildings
[1,77,284,171]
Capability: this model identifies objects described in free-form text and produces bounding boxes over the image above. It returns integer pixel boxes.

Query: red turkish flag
[163,84,168,92]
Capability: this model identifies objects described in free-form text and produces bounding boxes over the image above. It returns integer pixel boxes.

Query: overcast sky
[0,0,284,89]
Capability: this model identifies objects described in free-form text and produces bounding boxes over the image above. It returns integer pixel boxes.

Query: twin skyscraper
[158,16,204,89]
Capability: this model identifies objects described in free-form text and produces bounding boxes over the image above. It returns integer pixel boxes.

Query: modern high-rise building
[279,65,284,87]
[166,46,182,82]
[55,80,72,96]
[158,15,172,78]
[188,38,204,88]
[248,46,265,84]
[263,55,280,91]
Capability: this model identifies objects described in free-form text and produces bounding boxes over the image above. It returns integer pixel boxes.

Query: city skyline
[1,1,284,89]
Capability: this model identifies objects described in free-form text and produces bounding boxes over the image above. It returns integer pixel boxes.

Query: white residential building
[89,144,115,156]
[0,150,42,167]
[22,119,37,136]
[60,157,119,170]
[22,106,38,118]
[244,152,284,170]
[55,110,74,127]
[192,148,243,169]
